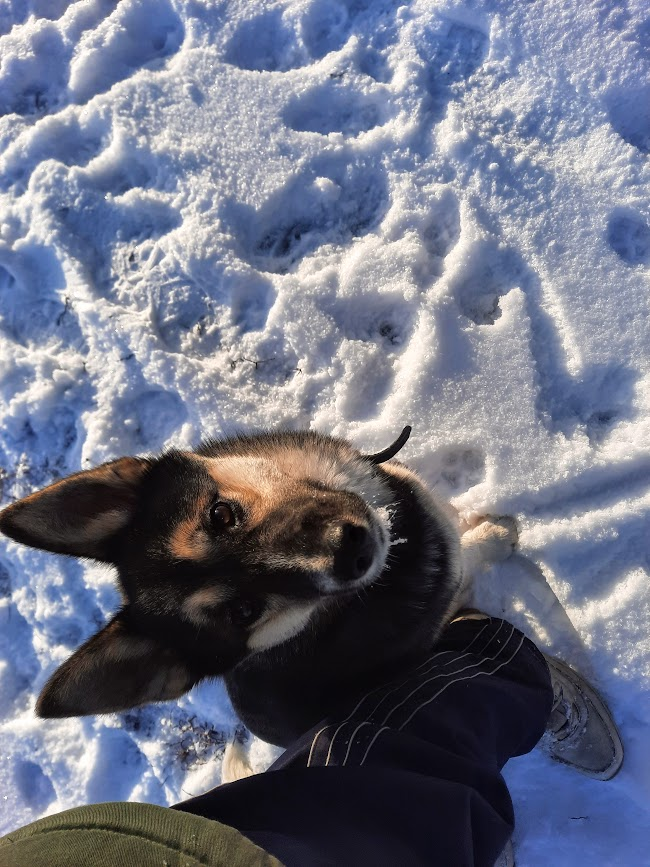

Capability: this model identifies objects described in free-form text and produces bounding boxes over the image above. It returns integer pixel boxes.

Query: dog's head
[0,428,410,719]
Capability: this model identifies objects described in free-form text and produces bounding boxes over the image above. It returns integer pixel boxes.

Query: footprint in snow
[55,170,181,297]
[154,281,216,355]
[89,148,155,196]
[431,446,486,495]
[230,271,276,334]
[301,0,373,61]
[335,343,398,422]
[121,389,187,450]
[68,0,184,104]
[14,761,56,811]
[235,156,388,273]
[224,8,305,73]
[450,239,518,325]
[607,210,650,266]
[283,77,387,136]
[448,240,639,441]
[0,560,11,597]
[0,601,39,708]
[0,0,184,121]
[0,402,85,498]
[0,114,105,194]
[412,190,461,285]
[224,0,383,73]
[606,85,650,154]
[84,728,148,804]
[0,26,68,119]
[0,259,84,350]
[416,21,489,121]
[329,294,413,347]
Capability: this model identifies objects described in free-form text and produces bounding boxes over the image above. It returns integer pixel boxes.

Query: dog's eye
[227,597,263,628]
[210,501,235,531]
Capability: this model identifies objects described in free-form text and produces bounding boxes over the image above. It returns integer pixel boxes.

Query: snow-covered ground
[0,0,648,861]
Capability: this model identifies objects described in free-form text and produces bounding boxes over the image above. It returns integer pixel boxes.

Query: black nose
[332,523,374,582]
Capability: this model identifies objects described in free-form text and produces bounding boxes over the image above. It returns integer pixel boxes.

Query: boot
[543,654,624,781]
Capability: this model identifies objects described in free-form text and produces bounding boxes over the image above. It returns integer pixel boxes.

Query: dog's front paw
[461,515,518,574]
[477,515,518,552]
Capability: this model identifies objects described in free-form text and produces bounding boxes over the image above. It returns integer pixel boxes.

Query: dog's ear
[36,612,198,718]
[0,456,150,561]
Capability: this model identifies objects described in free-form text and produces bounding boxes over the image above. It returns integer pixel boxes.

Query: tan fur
[199,454,304,526]
[260,552,332,573]
[198,446,391,526]
[203,455,285,497]
[168,515,212,561]
[460,517,518,579]
[163,447,395,626]
[271,445,390,510]
[222,739,255,783]
[182,586,228,624]
[248,601,318,651]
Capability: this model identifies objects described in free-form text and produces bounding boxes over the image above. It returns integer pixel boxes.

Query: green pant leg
[0,801,283,867]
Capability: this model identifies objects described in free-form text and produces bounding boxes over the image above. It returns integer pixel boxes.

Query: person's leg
[0,801,281,867]
[175,616,553,867]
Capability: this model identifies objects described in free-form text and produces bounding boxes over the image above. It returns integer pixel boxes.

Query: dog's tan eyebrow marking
[168,514,212,561]
[167,454,289,558]
[196,455,295,526]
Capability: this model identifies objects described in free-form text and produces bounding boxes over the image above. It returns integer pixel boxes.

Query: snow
[0,0,648,861]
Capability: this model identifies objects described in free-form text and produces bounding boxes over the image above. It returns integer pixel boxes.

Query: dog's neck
[376,461,462,594]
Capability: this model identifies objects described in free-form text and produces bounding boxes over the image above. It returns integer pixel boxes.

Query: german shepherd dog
[0,427,515,747]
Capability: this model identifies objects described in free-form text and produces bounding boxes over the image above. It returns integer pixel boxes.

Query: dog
[0,426,516,748]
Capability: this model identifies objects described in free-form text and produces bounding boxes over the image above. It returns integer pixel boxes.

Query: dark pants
[0,618,552,867]
[175,617,553,867]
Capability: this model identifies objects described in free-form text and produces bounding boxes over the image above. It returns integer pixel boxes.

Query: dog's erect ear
[363,425,412,464]
[36,612,198,718]
[0,456,150,561]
